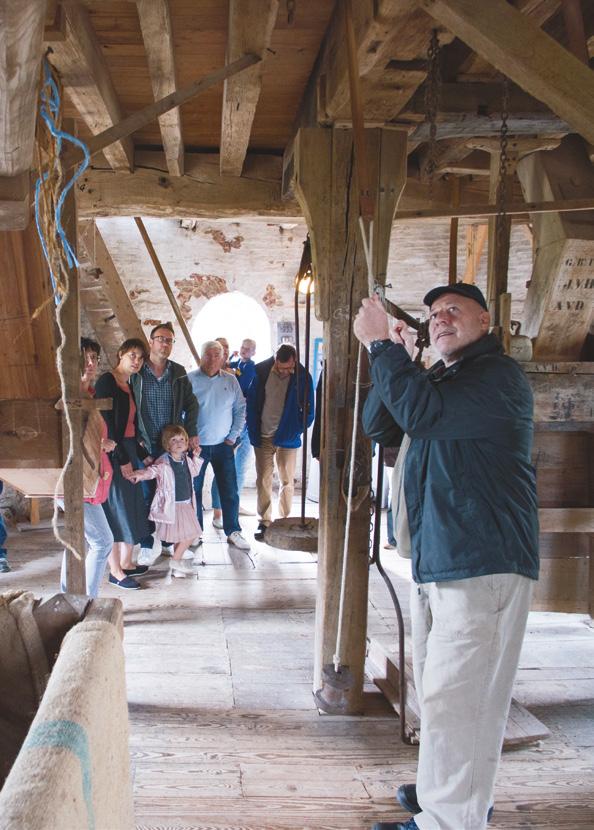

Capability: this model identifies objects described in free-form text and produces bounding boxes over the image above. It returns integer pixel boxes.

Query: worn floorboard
[1,490,593,828]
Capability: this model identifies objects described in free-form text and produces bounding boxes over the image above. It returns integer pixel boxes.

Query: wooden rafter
[62,54,260,173]
[454,0,561,79]
[136,0,183,177]
[220,0,279,177]
[417,0,594,146]
[47,0,134,172]
[0,1,47,229]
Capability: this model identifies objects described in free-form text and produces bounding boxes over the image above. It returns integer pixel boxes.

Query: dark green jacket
[362,333,539,584]
[130,360,199,450]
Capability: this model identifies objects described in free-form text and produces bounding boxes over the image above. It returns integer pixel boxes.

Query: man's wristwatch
[368,338,392,358]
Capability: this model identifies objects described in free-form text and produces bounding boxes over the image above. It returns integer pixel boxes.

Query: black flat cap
[423,282,488,311]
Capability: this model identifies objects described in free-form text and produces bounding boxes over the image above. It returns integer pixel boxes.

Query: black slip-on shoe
[124,565,150,578]
[108,574,140,590]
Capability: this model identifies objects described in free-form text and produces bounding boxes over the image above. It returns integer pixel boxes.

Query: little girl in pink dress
[128,424,202,577]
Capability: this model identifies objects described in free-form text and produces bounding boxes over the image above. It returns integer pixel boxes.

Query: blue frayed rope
[34,57,91,299]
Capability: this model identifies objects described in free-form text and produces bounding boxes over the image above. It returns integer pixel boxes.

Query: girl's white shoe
[170,559,199,578]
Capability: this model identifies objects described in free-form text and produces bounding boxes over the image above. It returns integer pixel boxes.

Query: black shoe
[254,522,267,541]
[123,565,150,578]
[396,784,494,822]
[108,573,140,590]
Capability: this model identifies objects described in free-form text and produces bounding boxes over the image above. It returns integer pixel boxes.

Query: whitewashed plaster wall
[96,216,324,372]
[96,215,534,372]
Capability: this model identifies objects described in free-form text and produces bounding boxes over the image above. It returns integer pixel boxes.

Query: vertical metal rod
[370,445,412,744]
[300,287,312,522]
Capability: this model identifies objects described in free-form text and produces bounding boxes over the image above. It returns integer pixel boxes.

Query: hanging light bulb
[296,235,315,295]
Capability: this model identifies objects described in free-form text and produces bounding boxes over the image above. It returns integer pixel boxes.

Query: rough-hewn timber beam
[0,2,46,229]
[48,0,134,171]
[417,0,594,146]
[220,0,279,177]
[77,153,301,219]
[77,150,490,219]
[136,0,183,177]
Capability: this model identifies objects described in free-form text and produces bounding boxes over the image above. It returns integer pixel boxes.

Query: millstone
[263,517,319,552]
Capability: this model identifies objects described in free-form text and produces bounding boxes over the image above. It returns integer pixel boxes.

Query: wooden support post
[462,223,487,284]
[466,137,561,330]
[293,127,407,713]
[486,152,512,327]
[60,120,86,594]
[448,177,460,284]
[29,498,40,526]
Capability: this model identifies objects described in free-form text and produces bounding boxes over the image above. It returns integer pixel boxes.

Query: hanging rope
[34,56,91,561]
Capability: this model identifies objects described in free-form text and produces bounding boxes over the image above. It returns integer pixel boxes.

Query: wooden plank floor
[2,492,594,829]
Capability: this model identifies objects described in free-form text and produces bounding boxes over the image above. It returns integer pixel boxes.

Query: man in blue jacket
[247,344,314,540]
[354,284,539,830]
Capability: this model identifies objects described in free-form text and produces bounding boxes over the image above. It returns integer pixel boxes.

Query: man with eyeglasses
[132,322,200,565]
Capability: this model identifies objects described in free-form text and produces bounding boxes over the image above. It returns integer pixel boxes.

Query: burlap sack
[0,618,134,830]
[0,591,49,788]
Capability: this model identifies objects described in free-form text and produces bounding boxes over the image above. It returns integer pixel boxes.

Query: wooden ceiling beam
[0,2,47,229]
[136,0,183,177]
[220,0,279,177]
[77,149,490,219]
[454,0,561,78]
[47,0,134,172]
[417,0,594,146]
[77,152,301,219]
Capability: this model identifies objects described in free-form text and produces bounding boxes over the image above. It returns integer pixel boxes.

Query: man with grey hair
[188,340,250,551]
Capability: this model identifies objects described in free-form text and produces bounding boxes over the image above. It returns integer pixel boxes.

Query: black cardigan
[94,372,147,467]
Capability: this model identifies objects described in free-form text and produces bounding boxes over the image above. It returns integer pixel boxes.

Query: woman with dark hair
[95,338,151,590]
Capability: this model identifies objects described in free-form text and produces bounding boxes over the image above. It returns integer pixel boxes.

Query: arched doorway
[191,291,272,360]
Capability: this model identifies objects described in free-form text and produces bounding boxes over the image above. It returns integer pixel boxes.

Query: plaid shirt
[140,362,174,444]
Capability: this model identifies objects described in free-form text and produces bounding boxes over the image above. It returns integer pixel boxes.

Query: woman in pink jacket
[128,425,202,577]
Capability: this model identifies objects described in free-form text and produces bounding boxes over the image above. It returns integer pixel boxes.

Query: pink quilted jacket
[134,452,203,525]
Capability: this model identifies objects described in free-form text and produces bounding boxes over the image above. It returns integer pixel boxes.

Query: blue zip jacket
[247,357,314,449]
[362,333,539,584]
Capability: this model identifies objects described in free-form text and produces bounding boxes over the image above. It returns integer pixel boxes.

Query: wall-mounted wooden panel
[0,224,59,400]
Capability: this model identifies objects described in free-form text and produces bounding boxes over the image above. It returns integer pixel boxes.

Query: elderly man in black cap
[354,283,539,830]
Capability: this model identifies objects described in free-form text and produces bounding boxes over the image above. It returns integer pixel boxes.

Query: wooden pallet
[366,637,551,749]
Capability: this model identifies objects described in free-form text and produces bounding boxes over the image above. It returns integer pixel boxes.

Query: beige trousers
[254,437,297,525]
[411,573,533,830]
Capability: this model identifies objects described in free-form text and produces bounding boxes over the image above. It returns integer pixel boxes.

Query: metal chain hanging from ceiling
[495,76,511,259]
[424,28,442,188]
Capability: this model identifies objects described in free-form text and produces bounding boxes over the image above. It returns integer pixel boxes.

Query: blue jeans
[194,443,241,536]
[0,510,7,560]
[211,425,252,508]
[60,502,114,598]
[386,504,396,546]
